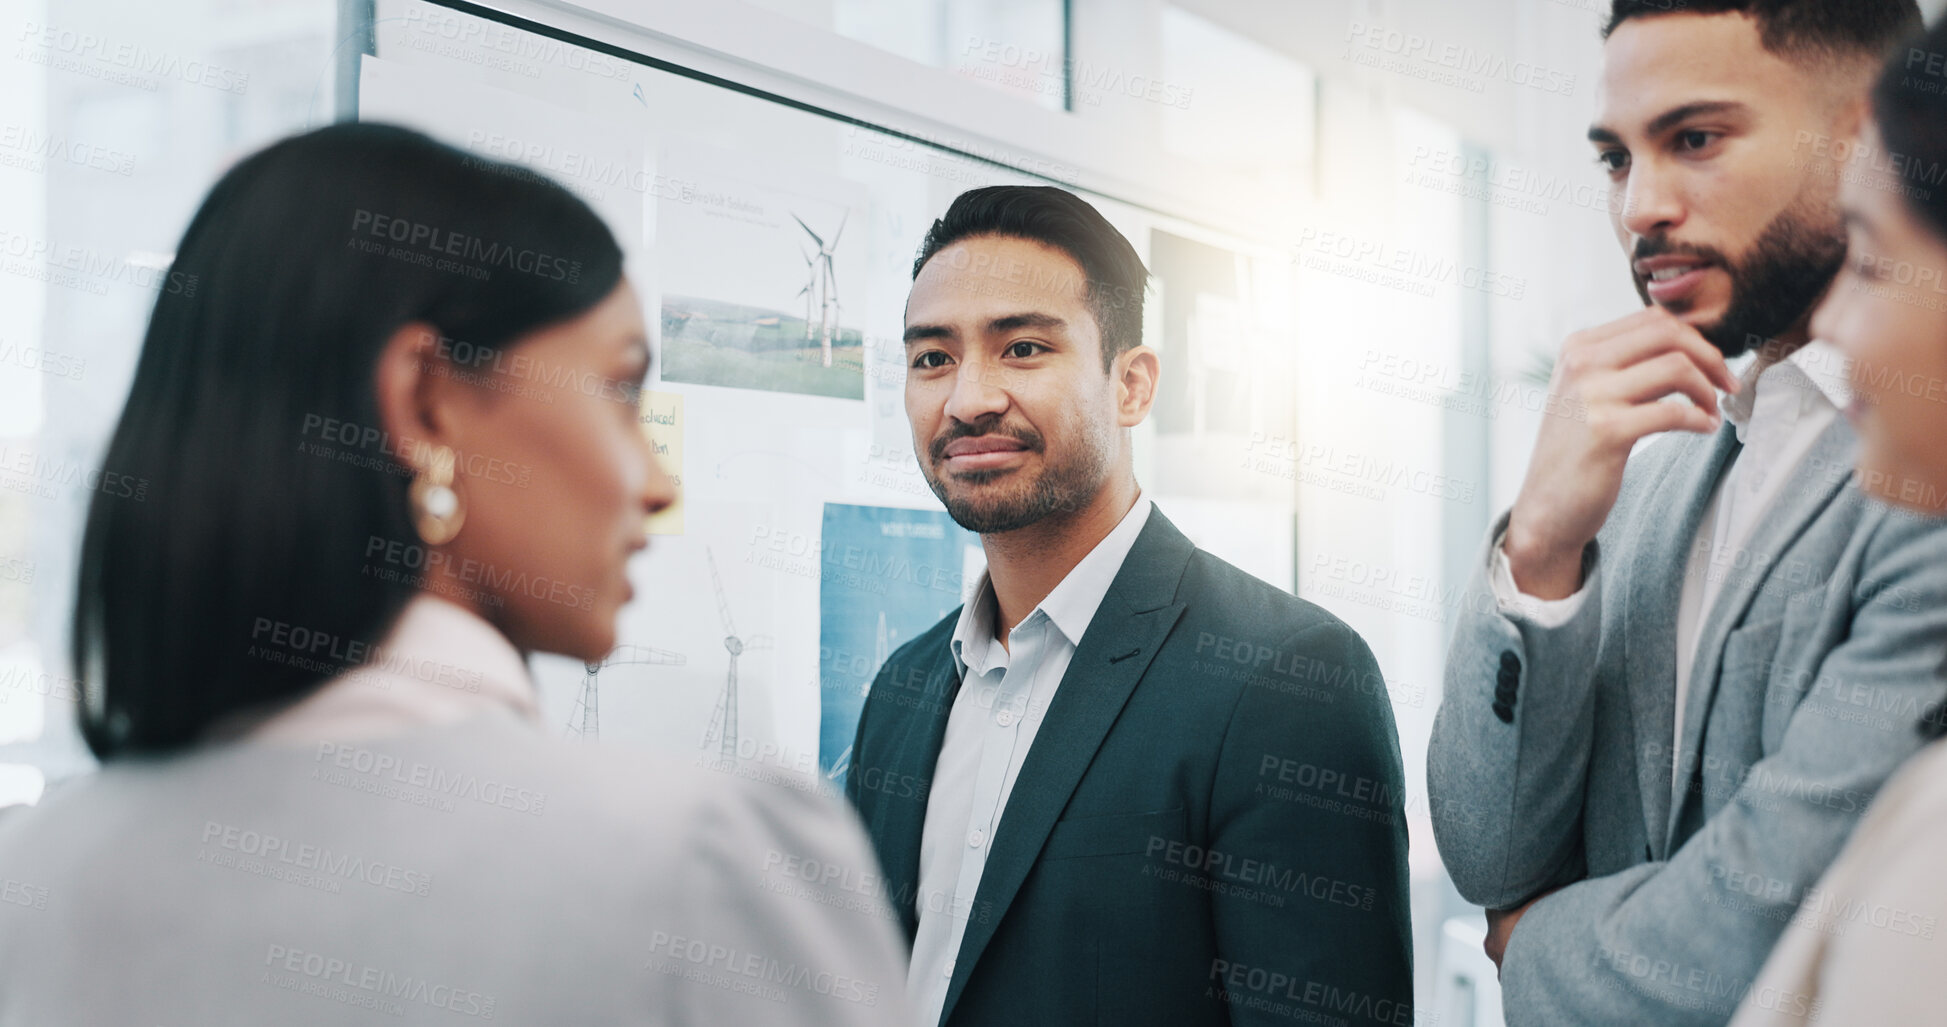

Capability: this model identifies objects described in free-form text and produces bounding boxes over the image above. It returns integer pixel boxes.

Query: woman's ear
[372,322,457,469]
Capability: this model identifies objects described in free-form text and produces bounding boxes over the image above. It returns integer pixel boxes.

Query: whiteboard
[366,0,1299,787]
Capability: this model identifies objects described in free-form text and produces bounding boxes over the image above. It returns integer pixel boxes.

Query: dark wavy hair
[911,185,1150,372]
[1873,21,1947,738]
[1876,22,1947,247]
[72,122,623,758]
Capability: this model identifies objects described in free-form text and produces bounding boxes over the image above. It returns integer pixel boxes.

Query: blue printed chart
[818,502,975,783]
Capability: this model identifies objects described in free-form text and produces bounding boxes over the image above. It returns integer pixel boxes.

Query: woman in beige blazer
[1731,18,1947,1026]
[0,123,909,1026]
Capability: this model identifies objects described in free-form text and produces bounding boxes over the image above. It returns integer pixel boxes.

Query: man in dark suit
[845,185,1413,1027]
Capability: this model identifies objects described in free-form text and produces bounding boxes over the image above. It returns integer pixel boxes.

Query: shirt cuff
[1489,528,1592,628]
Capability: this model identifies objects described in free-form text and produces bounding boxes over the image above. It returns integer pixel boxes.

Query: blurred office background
[5,0,1942,1022]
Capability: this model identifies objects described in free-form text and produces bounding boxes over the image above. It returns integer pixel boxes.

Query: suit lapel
[1666,417,1856,849]
[938,513,1195,1025]
[1624,426,1741,858]
[877,654,963,941]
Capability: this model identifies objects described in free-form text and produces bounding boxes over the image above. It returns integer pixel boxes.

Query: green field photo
[660,295,866,400]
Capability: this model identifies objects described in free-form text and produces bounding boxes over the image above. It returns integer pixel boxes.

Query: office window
[0,0,344,803]
[747,0,1071,110]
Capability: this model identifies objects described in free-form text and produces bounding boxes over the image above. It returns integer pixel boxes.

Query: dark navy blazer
[847,511,1414,1027]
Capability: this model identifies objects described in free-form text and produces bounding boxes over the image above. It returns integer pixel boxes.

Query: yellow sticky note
[642,391,684,535]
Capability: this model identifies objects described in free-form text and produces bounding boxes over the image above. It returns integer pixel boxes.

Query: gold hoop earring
[410,445,465,545]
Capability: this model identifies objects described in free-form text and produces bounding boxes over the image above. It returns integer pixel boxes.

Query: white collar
[950,495,1154,676]
[245,593,540,744]
[1720,339,1851,441]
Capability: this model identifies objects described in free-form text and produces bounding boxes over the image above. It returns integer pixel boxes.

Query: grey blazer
[1429,420,1947,1025]
[0,711,911,1026]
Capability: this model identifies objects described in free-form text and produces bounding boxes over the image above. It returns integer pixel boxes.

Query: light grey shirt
[0,596,912,1026]
[906,497,1151,1027]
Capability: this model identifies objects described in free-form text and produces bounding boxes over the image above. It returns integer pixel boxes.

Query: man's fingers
[1598,350,1723,418]
[1580,305,1673,344]
[1602,397,1719,442]
[1483,920,1510,969]
[1483,907,1513,963]
[1572,311,1740,394]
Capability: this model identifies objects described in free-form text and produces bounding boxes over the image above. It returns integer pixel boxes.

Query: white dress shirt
[907,495,1154,1027]
[1490,341,1850,787]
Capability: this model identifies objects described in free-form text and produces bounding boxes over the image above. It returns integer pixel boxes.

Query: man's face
[902,234,1123,534]
[1592,13,1852,356]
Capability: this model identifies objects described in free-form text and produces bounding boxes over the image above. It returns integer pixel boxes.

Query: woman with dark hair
[1730,19,1947,1026]
[0,122,908,1025]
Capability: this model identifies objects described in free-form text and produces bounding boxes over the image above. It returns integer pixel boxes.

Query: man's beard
[921,418,1110,535]
[1633,197,1846,358]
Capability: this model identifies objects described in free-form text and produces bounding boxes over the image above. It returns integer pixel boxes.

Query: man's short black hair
[912,185,1149,372]
[1605,0,1922,66]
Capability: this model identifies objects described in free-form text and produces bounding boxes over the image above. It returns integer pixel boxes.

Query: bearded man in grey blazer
[1428,1,1947,1024]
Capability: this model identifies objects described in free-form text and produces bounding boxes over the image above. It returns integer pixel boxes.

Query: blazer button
[1496,650,1521,714]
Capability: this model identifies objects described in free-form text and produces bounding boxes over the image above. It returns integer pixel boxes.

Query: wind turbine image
[700,547,772,762]
[792,211,845,368]
[798,245,818,343]
[567,643,687,741]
